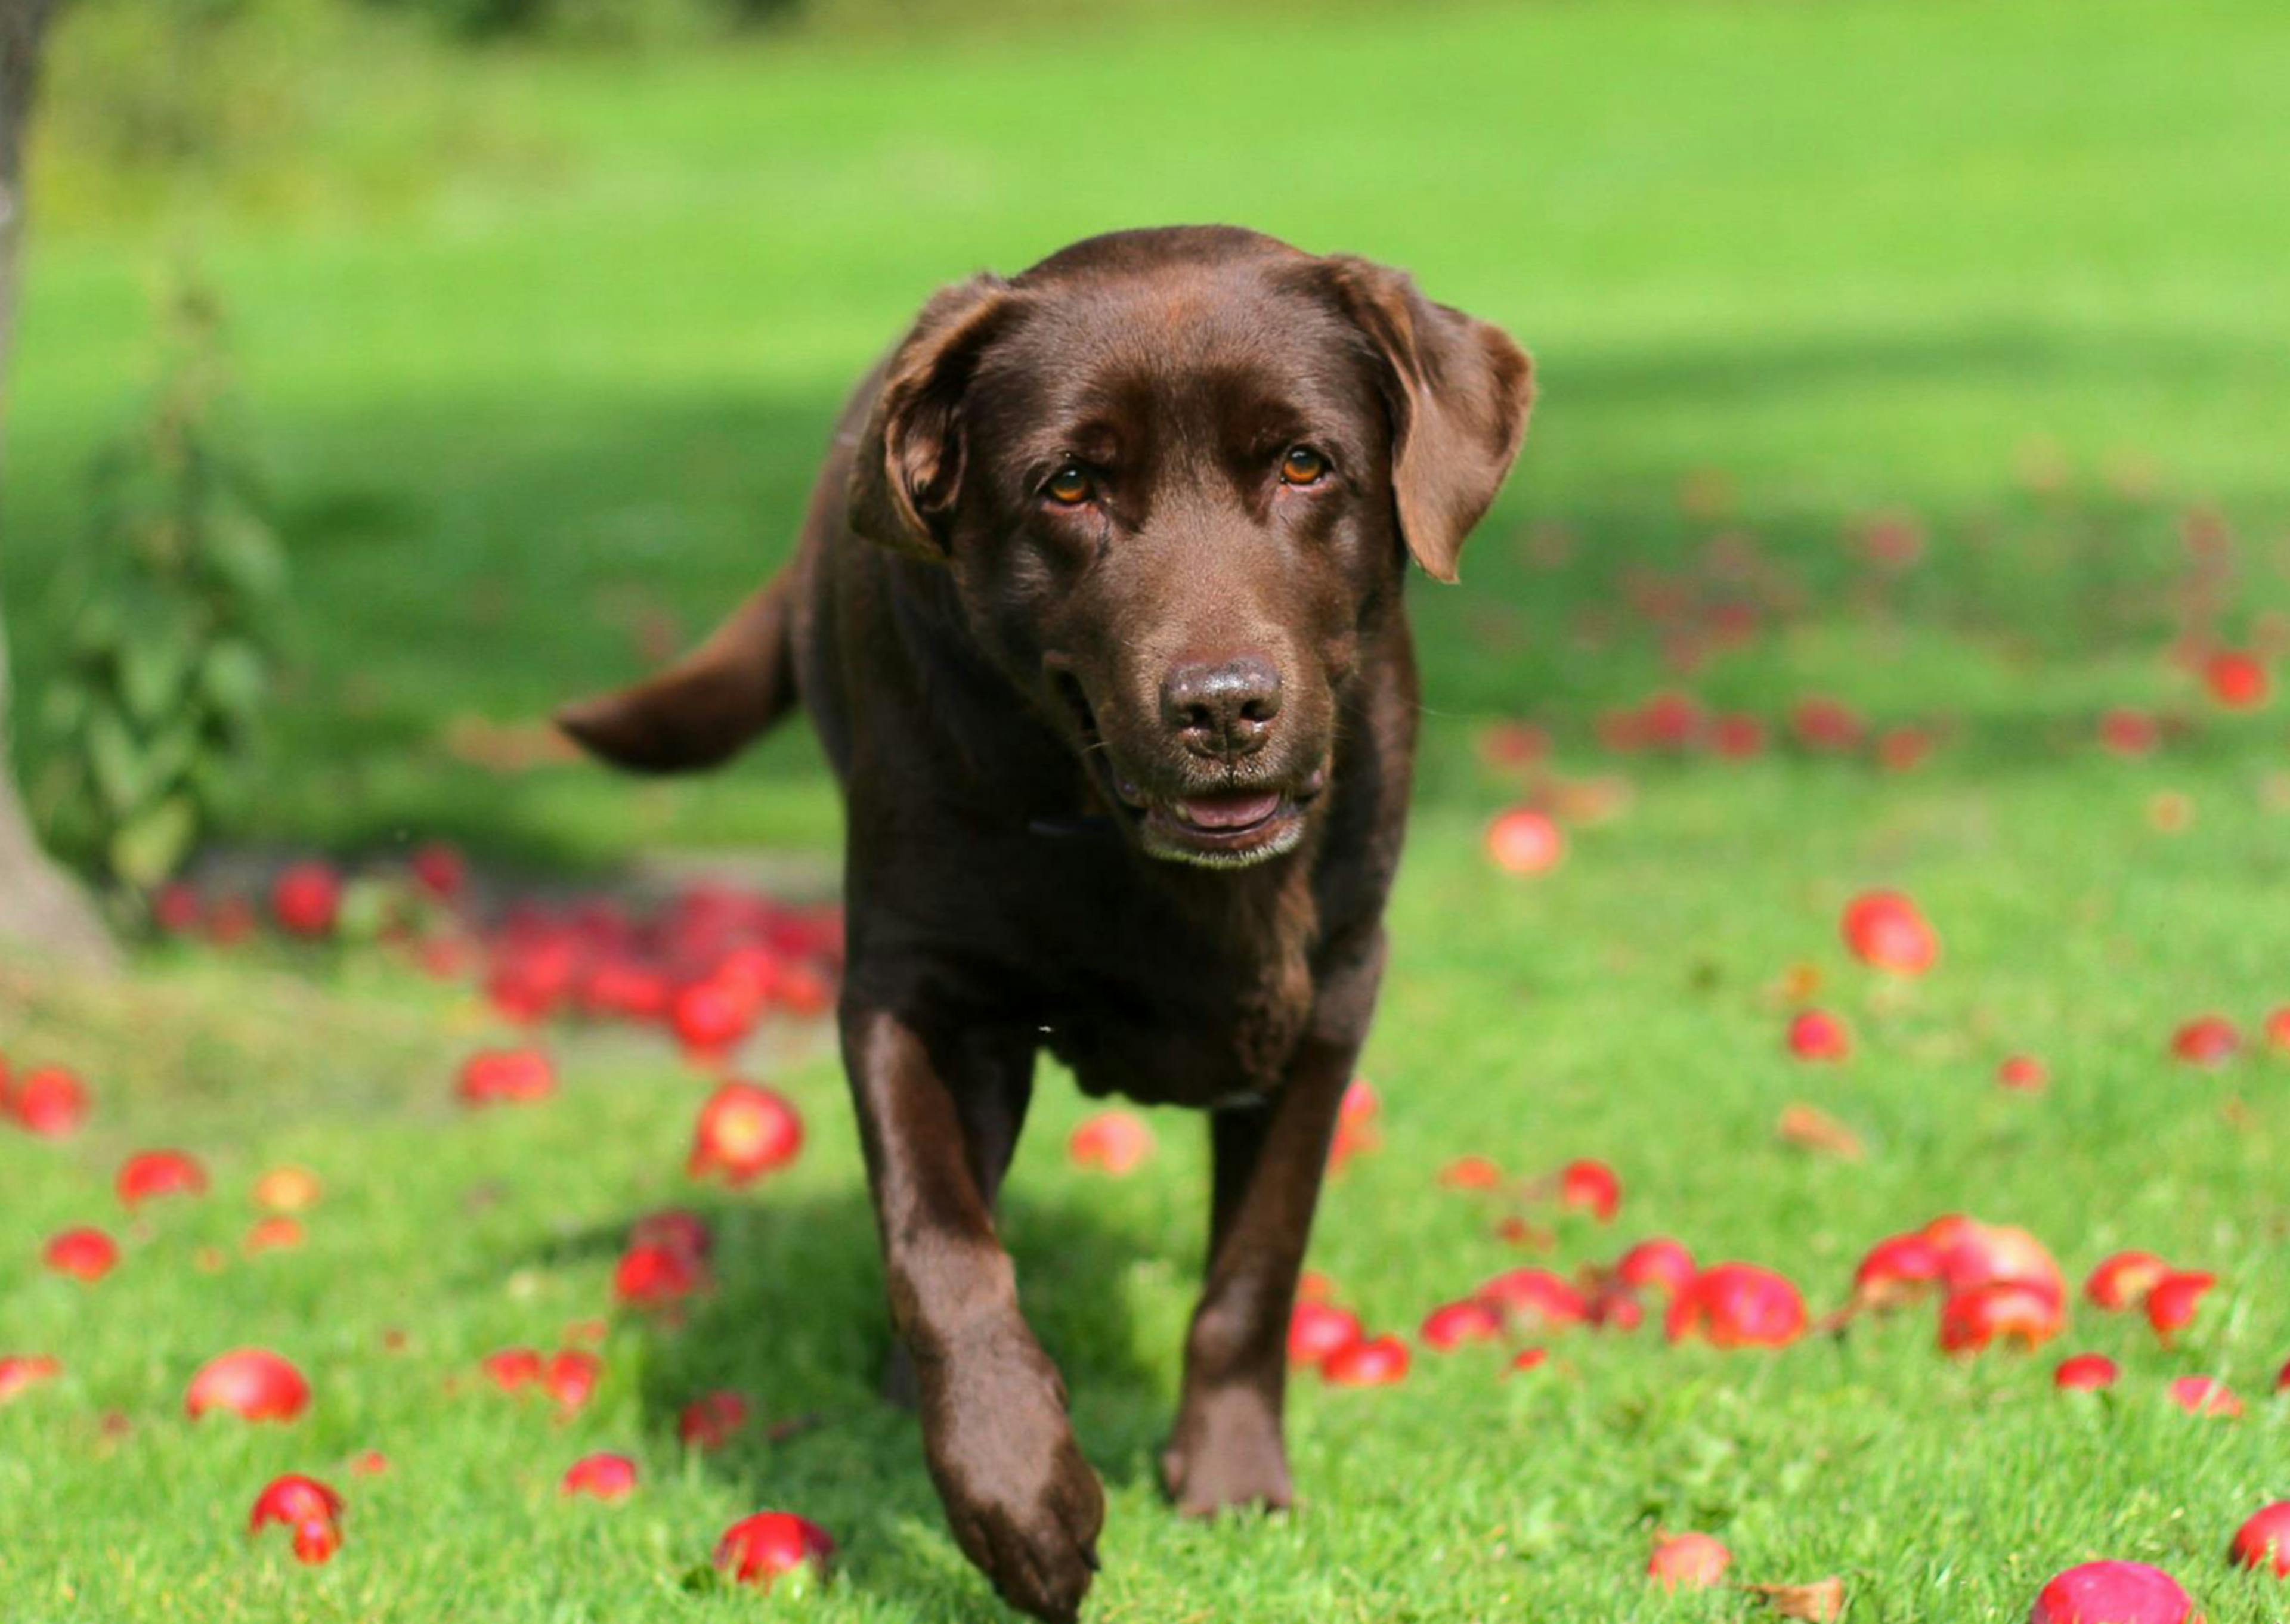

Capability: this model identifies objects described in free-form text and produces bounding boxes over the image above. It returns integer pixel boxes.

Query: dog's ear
[1320,256,1533,583]
[555,575,797,773]
[847,274,1012,560]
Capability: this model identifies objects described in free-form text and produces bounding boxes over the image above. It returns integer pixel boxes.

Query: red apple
[0,1355,62,1404]
[1616,1238,1697,1298]
[2230,1502,2290,1578]
[562,1452,638,1501]
[1507,1347,1549,1376]
[1478,1268,1588,1332]
[1788,1009,1852,1062]
[456,1048,555,1108]
[2171,1015,2239,1066]
[1841,890,1938,975]
[42,1226,118,1282]
[2099,708,2162,756]
[1939,1283,2064,1354]
[688,1082,804,1184]
[1484,807,1564,875]
[1793,696,1866,752]
[152,881,203,933]
[2203,649,2269,709]
[1997,1055,2049,1091]
[1288,1302,1364,1367]
[670,977,757,1061]
[248,1474,344,1564]
[2029,1561,2199,1623]
[1589,1287,1645,1332]
[1665,1263,1807,1349]
[271,862,342,938]
[1710,714,1766,758]
[117,1149,208,1209]
[1419,1299,1503,1352]
[1067,1111,1154,1176]
[2086,1251,2171,1310]
[680,1390,751,1451]
[409,842,467,900]
[245,1217,304,1255]
[2145,1271,2217,1344]
[11,1065,89,1136]
[187,1349,311,1422]
[1935,1221,2066,1306]
[1648,1532,1732,1590]
[2054,1353,2119,1391]
[614,1242,708,1310]
[544,1350,602,1414]
[349,1451,388,1476]
[482,1347,543,1392]
[1558,1158,1621,1222]
[1438,1155,1504,1190]
[2265,1006,2290,1053]
[1321,1335,1410,1387]
[715,1511,835,1591]
[1854,1232,1945,1309]
[2167,1375,2240,1418]
[1338,1076,1381,1128]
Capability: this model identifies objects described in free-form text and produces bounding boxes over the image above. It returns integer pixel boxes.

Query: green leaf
[38,678,94,740]
[109,795,197,888]
[85,702,150,817]
[117,620,198,727]
[199,496,287,604]
[198,639,268,721]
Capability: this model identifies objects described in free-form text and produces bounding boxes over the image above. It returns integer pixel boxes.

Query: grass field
[7,0,2290,1618]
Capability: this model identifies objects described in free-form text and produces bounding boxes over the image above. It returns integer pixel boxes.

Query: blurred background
[6,0,2285,914]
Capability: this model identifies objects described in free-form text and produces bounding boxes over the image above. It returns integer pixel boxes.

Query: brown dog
[560,225,1530,1620]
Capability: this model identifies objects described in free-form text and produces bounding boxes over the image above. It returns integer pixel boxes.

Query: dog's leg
[1161,933,1385,1517]
[842,1003,1100,1624]
[880,1025,1035,1409]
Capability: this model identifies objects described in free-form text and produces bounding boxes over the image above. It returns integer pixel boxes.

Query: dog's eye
[1044,464,1094,506]
[1280,447,1329,486]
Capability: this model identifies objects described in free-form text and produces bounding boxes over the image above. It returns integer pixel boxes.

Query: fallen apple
[1558,1158,1621,1222]
[680,1390,751,1451]
[1665,1263,1807,1349]
[2145,1271,2217,1344]
[252,1167,322,1213]
[117,1149,208,1209]
[248,1474,344,1564]
[1438,1154,1504,1190]
[1321,1334,1410,1386]
[1485,807,1564,875]
[1934,1221,2065,1306]
[0,1354,61,1404]
[10,1065,89,1136]
[670,977,757,1061]
[271,861,343,938]
[1853,1232,1944,1310]
[1067,1111,1155,1175]
[1507,1347,1549,1375]
[1648,1532,1732,1590]
[2054,1353,2118,1391]
[716,1511,836,1591]
[1788,1009,1852,1062]
[1616,1238,1697,1298]
[1997,1055,2049,1091]
[2166,1375,2240,1418]
[630,1208,714,1262]
[409,841,467,900]
[187,1349,311,1422]
[1477,1268,1588,1332]
[245,1217,305,1255]
[688,1082,804,1184]
[2203,649,2269,709]
[349,1451,388,1476]
[1589,1287,1645,1332]
[544,1350,602,1414]
[482,1347,543,1392]
[2229,1502,2290,1578]
[2029,1561,2199,1624]
[2085,1251,2171,1311]
[561,1452,638,1501]
[1419,1299,1503,1352]
[1841,890,1938,975]
[42,1226,118,1282]
[1939,1282,2063,1354]
[614,1242,708,1310]
[2171,1015,2239,1067]
[456,1048,555,1108]
[1288,1302,1364,1367]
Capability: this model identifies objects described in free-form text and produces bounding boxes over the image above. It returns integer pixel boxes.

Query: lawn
[6,0,2290,1618]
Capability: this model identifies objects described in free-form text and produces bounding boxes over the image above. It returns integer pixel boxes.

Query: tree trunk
[0,0,117,972]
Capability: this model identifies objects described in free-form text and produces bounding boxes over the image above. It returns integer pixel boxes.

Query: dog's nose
[1161,656,1283,759]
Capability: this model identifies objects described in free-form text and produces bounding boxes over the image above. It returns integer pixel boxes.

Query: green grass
[7,0,2290,1617]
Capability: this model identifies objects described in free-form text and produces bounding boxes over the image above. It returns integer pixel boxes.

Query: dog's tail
[555,569,800,774]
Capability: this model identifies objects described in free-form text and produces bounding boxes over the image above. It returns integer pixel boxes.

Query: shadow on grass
[531,1179,1178,1618]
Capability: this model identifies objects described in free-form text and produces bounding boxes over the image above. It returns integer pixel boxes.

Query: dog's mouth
[1054,671,1324,869]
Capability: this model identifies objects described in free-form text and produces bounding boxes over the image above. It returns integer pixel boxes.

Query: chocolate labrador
[559,225,1531,1620]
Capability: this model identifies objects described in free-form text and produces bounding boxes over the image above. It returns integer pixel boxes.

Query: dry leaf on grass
[1744,1576,1846,1620]
[1777,1103,1865,1160]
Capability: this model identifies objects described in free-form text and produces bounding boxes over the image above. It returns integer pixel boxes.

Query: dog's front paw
[920,1325,1105,1622]
[1161,1384,1292,1518]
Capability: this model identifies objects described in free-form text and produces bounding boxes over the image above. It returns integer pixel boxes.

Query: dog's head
[565,228,1531,870]
[855,228,1531,867]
